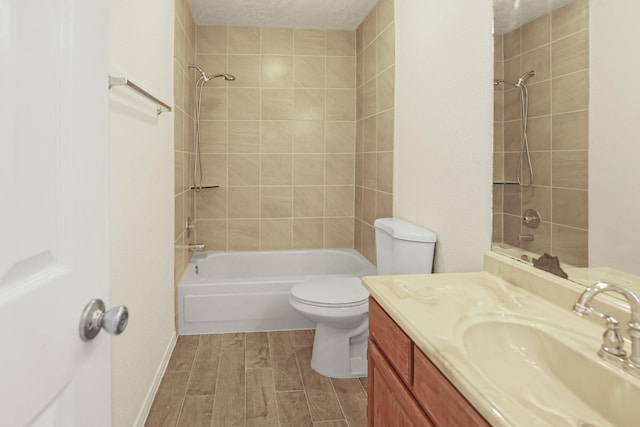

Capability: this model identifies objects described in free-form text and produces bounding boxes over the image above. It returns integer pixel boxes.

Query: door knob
[79,299,129,341]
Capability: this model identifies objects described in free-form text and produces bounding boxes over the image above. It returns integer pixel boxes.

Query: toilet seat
[290,277,369,308]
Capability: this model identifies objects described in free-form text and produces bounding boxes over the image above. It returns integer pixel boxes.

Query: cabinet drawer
[369,297,413,386]
[412,347,490,427]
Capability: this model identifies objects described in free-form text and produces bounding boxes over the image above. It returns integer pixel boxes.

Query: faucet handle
[591,311,627,358]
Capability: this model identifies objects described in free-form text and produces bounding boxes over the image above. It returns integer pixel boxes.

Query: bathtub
[178,248,377,335]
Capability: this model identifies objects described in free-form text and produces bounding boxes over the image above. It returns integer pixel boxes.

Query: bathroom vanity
[363,252,640,427]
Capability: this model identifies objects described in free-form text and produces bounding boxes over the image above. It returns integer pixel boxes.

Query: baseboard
[134,332,178,427]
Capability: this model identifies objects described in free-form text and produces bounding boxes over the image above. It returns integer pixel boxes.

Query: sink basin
[461,318,640,427]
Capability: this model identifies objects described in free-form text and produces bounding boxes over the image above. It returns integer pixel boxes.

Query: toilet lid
[290,277,369,308]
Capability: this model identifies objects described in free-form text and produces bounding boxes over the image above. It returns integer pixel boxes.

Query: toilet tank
[374,218,437,275]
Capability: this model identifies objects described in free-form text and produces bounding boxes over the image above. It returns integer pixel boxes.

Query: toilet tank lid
[374,218,437,243]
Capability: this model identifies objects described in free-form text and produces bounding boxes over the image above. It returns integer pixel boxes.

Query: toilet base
[310,318,369,378]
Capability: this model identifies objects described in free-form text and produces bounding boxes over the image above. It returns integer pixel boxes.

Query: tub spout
[176,243,206,252]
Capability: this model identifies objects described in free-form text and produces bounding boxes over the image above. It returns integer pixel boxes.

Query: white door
[0,0,112,426]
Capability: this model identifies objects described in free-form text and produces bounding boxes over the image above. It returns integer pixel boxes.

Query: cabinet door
[369,341,434,427]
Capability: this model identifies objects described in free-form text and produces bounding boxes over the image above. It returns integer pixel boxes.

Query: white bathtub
[178,249,377,334]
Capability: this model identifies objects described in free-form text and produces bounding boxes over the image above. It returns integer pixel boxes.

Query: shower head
[188,65,236,82]
[208,73,236,81]
[516,70,535,87]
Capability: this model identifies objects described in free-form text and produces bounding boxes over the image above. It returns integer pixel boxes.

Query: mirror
[492,0,640,289]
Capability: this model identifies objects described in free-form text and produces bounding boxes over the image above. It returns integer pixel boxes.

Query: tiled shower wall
[192,26,357,251]
[493,0,589,266]
[354,0,395,265]
[174,0,196,285]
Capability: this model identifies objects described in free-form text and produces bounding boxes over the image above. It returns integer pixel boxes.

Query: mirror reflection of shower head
[516,70,535,87]
[188,64,236,82]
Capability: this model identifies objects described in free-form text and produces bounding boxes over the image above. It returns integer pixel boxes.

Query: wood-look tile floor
[145,330,368,427]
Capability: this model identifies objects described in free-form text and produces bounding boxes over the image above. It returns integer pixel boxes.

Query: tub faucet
[573,282,640,374]
[175,243,206,252]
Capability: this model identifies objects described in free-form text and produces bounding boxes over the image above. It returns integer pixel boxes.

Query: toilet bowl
[289,218,437,378]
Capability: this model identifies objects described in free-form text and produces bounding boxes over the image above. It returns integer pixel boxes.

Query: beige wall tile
[377,24,394,73]
[228,219,260,250]
[502,153,519,183]
[228,187,260,218]
[363,116,376,152]
[261,154,293,185]
[228,154,260,186]
[201,154,228,186]
[356,24,363,55]
[228,55,261,87]
[325,186,354,217]
[261,219,292,250]
[354,218,362,253]
[492,214,503,243]
[552,150,588,189]
[325,218,354,248]
[527,81,551,117]
[551,224,588,266]
[326,89,355,121]
[293,219,324,248]
[294,89,325,121]
[362,223,376,264]
[262,28,293,55]
[552,70,588,114]
[363,153,376,189]
[325,122,355,153]
[527,116,551,151]
[293,154,324,185]
[326,57,356,89]
[376,152,393,193]
[228,88,260,120]
[354,186,363,219]
[196,187,227,220]
[261,121,293,153]
[552,111,588,150]
[363,43,377,83]
[261,89,293,120]
[355,153,363,186]
[503,120,520,152]
[294,56,326,88]
[356,52,364,88]
[200,88,227,120]
[228,27,260,54]
[262,56,293,88]
[376,0,394,34]
[198,26,228,54]
[294,121,324,153]
[493,185,503,213]
[228,121,260,153]
[293,186,324,217]
[199,121,227,153]
[326,154,355,185]
[503,185,522,215]
[362,8,377,48]
[552,0,589,41]
[375,191,392,220]
[493,153,504,182]
[522,185,555,221]
[503,56,521,84]
[503,28,521,59]
[261,187,293,218]
[174,109,184,151]
[502,214,522,247]
[326,31,355,56]
[294,30,325,55]
[552,188,588,229]
[494,35,504,61]
[377,67,394,112]
[552,30,588,76]
[362,188,376,225]
[522,14,550,52]
[377,110,393,152]
[493,121,504,153]
[175,193,184,239]
[522,45,550,82]
[530,151,551,186]
[198,220,227,251]
[175,152,184,194]
[528,221,551,255]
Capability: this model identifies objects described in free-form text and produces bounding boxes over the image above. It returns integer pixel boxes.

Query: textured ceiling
[187,0,379,30]
[494,0,576,34]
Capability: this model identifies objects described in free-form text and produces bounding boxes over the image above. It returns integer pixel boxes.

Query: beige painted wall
[354,0,395,265]
[590,0,640,276]
[109,0,176,425]
[393,0,493,273]
[192,26,357,251]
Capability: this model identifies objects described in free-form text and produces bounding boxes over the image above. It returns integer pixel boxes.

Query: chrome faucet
[573,282,640,374]
[175,243,206,252]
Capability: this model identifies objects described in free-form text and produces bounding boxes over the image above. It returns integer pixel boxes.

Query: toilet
[289,218,437,378]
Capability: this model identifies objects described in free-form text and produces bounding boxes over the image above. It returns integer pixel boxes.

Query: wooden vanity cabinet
[368,298,490,427]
